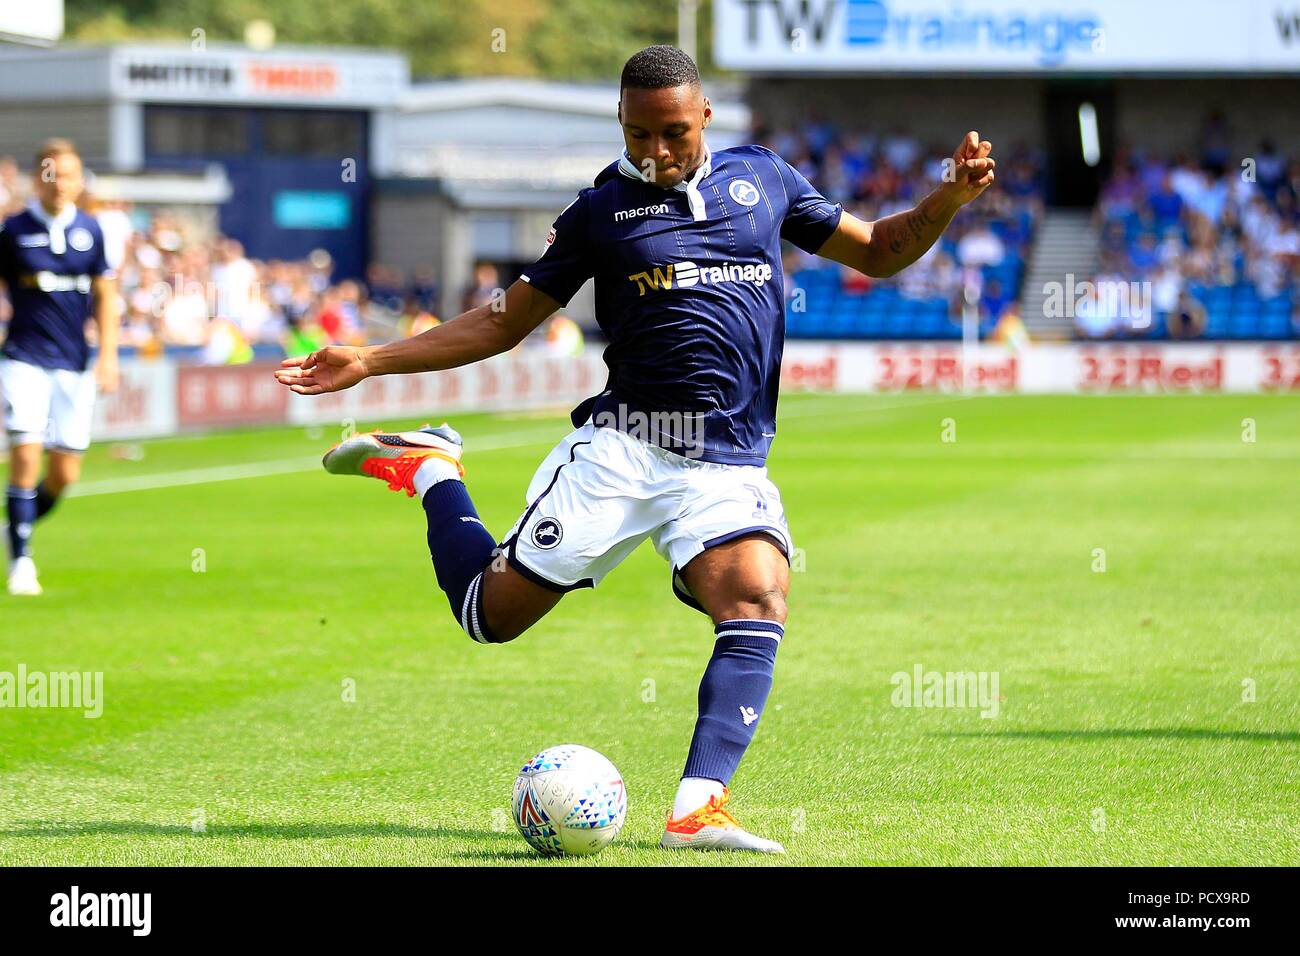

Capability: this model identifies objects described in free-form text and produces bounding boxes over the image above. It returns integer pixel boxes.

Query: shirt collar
[27,199,78,233]
[617,145,713,221]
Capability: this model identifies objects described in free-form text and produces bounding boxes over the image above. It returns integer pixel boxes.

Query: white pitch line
[65,397,985,499]
[67,425,567,499]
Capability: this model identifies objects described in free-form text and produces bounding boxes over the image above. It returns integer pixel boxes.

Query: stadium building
[380,78,750,320]
[0,42,406,277]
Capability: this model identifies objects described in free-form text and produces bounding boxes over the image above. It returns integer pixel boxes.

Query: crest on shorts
[532,518,563,550]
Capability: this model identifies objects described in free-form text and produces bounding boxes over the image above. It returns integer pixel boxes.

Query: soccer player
[0,139,119,596]
[275,46,995,852]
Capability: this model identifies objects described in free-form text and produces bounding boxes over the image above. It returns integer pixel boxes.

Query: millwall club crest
[729,179,760,207]
[532,518,563,550]
[68,227,94,252]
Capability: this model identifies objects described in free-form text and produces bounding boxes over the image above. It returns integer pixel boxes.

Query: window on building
[261,111,365,159]
[146,108,249,156]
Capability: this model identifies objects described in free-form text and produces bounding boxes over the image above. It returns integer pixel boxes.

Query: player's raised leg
[320,423,560,642]
[662,533,789,853]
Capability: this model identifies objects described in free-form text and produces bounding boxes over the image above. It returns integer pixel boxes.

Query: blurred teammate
[0,140,119,595]
[276,46,994,851]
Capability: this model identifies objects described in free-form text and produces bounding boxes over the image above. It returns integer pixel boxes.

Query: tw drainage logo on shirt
[626,260,774,296]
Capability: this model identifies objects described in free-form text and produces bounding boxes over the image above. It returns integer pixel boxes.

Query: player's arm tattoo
[863,188,962,276]
[817,188,963,278]
[885,207,941,256]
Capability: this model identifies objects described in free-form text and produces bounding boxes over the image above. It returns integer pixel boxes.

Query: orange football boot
[322,423,464,496]
[660,786,785,853]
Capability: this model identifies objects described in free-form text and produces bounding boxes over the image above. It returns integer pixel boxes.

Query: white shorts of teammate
[0,358,97,452]
[500,420,794,612]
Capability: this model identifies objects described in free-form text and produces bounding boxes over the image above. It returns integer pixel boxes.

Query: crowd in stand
[756,119,1044,341]
[1,158,584,363]
[1082,117,1300,339]
[5,119,1296,352]
[1,159,445,361]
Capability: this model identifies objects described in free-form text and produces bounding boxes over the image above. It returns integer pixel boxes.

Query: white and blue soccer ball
[512,744,627,857]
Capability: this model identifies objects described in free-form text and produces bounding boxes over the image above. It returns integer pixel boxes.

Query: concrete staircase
[1019,208,1100,340]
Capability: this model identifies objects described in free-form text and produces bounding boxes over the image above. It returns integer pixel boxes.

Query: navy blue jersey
[523,144,842,466]
[0,205,110,372]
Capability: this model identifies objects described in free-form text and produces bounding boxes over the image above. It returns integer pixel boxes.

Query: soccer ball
[512,744,627,857]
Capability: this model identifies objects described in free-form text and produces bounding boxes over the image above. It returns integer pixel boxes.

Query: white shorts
[501,421,794,613]
[0,358,97,452]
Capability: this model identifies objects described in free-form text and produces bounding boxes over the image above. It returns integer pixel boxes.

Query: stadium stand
[759,122,1044,341]
[1082,138,1299,341]
[0,159,445,362]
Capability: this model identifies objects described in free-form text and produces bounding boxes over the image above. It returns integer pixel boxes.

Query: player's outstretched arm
[274,279,561,395]
[817,131,995,279]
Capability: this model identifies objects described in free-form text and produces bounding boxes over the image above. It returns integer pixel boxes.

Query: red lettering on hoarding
[479,365,499,402]
[512,359,532,398]
[875,348,1017,392]
[102,377,149,426]
[177,364,288,427]
[543,358,565,397]
[402,375,427,403]
[782,354,838,391]
[438,369,461,404]
[1079,350,1224,392]
[1261,348,1300,391]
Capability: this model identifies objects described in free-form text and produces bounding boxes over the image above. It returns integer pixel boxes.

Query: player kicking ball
[276,46,994,852]
[1,140,119,596]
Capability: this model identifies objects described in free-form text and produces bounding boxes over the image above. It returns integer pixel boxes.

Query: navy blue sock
[422,479,500,643]
[6,486,38,560]
[34,481,59,521]
[681,619,783,785]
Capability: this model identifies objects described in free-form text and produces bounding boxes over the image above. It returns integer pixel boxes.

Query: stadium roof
[401,77,749,130]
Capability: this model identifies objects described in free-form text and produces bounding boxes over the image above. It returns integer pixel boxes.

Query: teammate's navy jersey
[0,205,110,372]
[522,144,842,466]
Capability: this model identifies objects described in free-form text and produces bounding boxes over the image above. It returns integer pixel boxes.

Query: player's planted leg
[6,441,43,596]
[662,535,789,853]
[32,451,81,523]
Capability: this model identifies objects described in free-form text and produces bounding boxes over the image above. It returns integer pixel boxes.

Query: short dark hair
[620,45,700,92]
[37,138,80,168]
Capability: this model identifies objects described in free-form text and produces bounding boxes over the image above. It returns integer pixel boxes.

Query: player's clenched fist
[274,346,370,395]
[942,130,996,206]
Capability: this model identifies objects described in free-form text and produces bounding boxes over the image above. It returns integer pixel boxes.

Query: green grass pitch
[2,392,1297,866]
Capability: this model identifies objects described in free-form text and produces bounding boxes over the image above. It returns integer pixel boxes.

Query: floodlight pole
[961,272,980,394]
[678,0,699,61]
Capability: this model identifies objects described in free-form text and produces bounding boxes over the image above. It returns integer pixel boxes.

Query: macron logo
[614,203,669,222]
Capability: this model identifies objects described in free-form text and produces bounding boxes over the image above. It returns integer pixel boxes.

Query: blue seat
[1228,314,1259,338]
[1261,314,1293,340]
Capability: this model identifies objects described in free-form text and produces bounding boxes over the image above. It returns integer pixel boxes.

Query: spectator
[461,261,501,312]
[957,220,1006,268]
[1168,291,1207,339]
[400,296,440,337]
